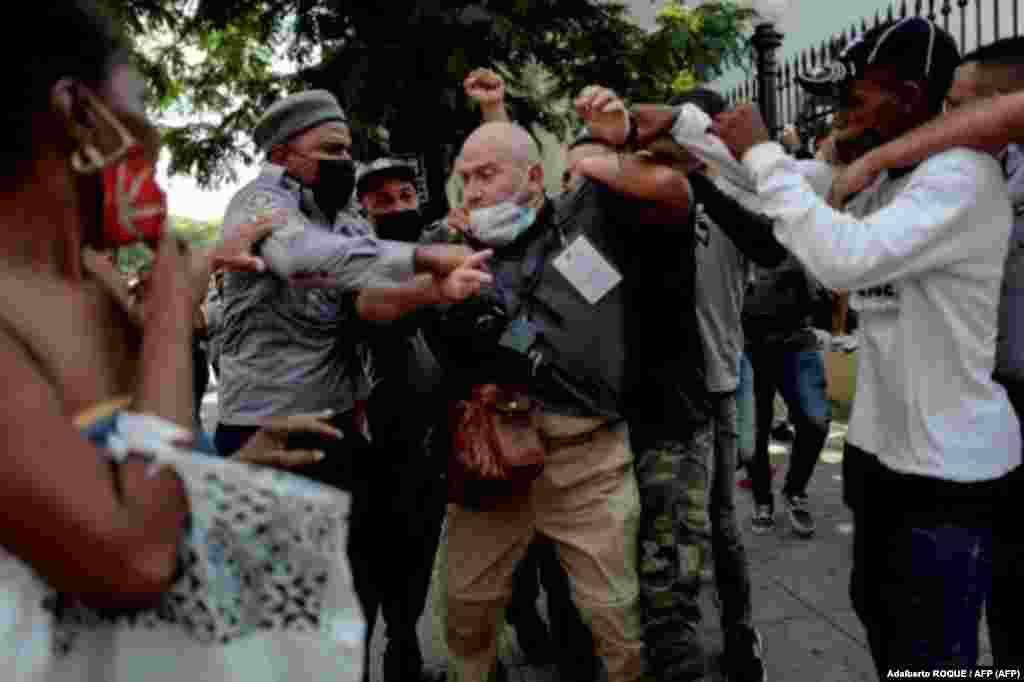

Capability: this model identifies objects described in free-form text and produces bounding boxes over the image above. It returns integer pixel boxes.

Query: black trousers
[507,534,598,681]
[989,375,1024,669]
[844,444,1000,673]
[364,389,446,682]
[746,342,830,509]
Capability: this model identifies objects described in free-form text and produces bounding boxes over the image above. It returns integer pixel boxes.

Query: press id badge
[552,235,623,304]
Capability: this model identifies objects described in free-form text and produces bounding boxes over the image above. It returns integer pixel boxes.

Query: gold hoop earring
[71,142,108,175]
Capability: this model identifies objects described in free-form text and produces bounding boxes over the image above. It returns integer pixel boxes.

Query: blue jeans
[989,376,1024,668]
[845,445,993,673]
[736,353,755,463]
[747,344,830,508]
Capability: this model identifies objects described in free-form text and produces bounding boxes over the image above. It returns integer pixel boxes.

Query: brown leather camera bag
[448,384,545,509]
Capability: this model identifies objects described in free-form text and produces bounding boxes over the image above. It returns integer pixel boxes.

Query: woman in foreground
[0,2,364,680]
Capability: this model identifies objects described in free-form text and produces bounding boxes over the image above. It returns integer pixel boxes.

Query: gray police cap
[356,158,417,196]
[254,90,348,151]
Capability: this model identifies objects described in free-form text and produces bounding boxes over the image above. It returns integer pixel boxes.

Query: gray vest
[446,183,628,418]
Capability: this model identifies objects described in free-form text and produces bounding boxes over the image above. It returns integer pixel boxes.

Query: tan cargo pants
[445,414,643,682]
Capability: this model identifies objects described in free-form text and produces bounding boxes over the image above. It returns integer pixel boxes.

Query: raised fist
[464,68,506,110]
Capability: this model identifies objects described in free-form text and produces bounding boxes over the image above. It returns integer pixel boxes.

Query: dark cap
[356,157,417,197]
[254,90,348,152]
[796,17,960,104]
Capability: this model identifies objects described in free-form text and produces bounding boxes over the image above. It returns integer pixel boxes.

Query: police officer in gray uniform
[215,91,485,453]
[213,90,490,680]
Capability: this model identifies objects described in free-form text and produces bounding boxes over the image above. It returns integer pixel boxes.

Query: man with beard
[632,16,1021,671]
[827,34,1024,672]
[348,156,448,682]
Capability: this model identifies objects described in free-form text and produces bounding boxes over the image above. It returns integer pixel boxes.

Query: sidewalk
[199,392,994,681]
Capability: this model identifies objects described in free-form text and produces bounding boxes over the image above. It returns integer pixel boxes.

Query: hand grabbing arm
[571,150,692,224]
[356,250,494,322]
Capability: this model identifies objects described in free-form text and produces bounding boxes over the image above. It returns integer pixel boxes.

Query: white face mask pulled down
[468,170,541,247]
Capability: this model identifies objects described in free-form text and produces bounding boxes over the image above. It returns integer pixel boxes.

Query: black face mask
[374,208,424,242]
[310,158,356,222]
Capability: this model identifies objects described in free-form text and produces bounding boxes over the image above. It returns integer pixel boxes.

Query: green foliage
[111,1,756,188]
[653,1,758,98]
[114,216,222,275]
[172,215,223,247]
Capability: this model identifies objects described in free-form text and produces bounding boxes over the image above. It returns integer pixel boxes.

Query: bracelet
[74,397,133,430]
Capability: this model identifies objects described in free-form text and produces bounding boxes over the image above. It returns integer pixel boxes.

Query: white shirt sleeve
[670,104,760,194]
[743,141,1002,292]
[669,104,833,209]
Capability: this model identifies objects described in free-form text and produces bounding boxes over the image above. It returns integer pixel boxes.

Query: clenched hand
[234,410,345,469]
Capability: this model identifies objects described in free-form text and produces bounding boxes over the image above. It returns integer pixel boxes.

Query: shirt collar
[259,162,288,182]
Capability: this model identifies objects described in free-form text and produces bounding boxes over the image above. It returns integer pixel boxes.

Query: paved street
[200,386,994,681]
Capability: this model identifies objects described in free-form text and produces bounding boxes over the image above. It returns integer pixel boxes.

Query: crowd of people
[2,2,1024,681]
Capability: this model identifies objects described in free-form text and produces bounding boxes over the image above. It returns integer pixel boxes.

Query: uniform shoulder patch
[238,189,305,241]
[244,189,288,213]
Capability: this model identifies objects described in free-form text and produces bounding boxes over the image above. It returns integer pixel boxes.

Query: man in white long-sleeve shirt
[827,35,1024,672]
[631,16,1021,672]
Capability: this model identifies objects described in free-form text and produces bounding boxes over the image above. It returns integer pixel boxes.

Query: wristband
[73,396,133,430]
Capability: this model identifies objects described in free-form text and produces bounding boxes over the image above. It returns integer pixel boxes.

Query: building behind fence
[729,0,1024,143]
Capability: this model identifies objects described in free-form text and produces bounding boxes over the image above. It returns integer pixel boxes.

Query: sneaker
[750,505,775,535]
[784,493,816,538]
[721,627,767,682]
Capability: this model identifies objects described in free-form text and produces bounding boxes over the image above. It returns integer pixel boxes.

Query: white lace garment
[1,412,365,682]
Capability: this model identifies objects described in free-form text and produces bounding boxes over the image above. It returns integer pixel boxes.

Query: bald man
[365,91,696,682]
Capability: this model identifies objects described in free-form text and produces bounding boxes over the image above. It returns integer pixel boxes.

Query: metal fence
[728,0,1024,141]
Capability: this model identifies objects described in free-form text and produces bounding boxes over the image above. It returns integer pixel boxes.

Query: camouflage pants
[633,422,713,681]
